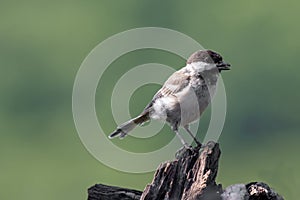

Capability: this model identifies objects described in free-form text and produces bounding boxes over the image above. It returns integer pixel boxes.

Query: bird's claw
[175,144,193,159]
[194,140,202,149]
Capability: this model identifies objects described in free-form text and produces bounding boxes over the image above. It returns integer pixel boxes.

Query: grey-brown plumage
[109,50,230,147]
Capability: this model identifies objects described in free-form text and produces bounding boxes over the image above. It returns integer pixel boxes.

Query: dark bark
[87,141,284,200]
[141,141,222,200]
[88,184,142,200]
[221,182,284,200]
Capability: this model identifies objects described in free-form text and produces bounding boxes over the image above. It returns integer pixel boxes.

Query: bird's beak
[217,62,231,71]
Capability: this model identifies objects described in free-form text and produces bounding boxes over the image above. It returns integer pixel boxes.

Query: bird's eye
[216,56,222,63]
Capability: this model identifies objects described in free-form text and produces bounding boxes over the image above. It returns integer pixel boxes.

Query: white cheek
[190,62,206,70]
[204,64,217,71]
[189,62,216,72]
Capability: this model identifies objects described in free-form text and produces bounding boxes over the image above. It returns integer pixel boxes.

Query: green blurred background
[1,0,299,199]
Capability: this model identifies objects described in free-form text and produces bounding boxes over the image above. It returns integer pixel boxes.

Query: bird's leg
[184,125,202,147]
[171,123,190,148]
[174,130,190,148]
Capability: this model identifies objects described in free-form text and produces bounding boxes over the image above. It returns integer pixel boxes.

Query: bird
[109,50,231,148]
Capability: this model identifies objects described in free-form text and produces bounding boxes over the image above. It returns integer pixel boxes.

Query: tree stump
[88,141,284,200]
[88,184,142,200]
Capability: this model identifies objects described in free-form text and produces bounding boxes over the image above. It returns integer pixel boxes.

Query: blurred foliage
[0,0,299,199]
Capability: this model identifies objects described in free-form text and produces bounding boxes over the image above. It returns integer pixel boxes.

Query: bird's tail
[108,112,149,139]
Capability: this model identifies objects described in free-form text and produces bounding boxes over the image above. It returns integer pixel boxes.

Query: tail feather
[108,128,127,139]
[109,112,149,139]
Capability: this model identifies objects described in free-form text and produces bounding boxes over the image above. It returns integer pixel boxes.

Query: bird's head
[186,50,231,72]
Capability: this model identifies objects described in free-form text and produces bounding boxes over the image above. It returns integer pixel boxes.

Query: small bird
[109,50,230,148]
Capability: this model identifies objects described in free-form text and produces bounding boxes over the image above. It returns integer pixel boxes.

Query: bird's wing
[143,71,191,111]
[160,71,191,96]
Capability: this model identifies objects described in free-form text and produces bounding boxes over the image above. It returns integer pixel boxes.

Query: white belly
[150,78,218,126]
[176,86,201,126]
[150,96,177,121]
[178,82,217,126]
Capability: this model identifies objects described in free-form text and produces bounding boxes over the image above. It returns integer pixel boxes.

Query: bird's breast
[176,85,202,125]
[177,79,218,126]
[149,72,219,126]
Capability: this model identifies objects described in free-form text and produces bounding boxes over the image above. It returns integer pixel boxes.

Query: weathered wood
[141,141,221,200]
[87,141,284,200]
[88,184,142,200]
[221,182,284,200]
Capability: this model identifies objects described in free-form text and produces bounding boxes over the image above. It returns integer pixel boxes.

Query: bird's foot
[194,140,202,150]
[175,144,193,159]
